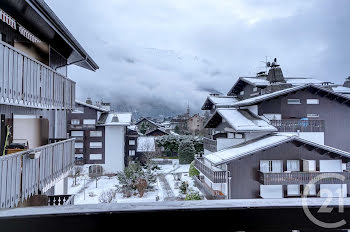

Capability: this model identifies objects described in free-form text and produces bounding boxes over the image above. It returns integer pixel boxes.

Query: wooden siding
[227,142,350,199]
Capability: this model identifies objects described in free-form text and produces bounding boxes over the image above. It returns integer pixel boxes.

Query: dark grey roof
[229,84,350,108]
[1,0,98,71]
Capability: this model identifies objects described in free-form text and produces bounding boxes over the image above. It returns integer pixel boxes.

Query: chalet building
[196,62,350,200]
[186,114,205,135]
[0,1,98,208]
[67,100,109,165]
[135,118,160,134]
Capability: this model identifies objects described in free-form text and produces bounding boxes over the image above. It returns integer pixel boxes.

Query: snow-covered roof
[227,77,325,95]
[205,108,277,132]
[205,133,350,166]
[241,77,270,86]
[145,127,169,136]
[137,136,156,152]
[229,84,350,107]
[76,100,109,112]
[201,95,239,110]
[285,78,324,85]
[333,86,350,94]
[98,112,132,126]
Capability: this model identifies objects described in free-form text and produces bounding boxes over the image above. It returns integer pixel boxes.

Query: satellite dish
[274,58,277,62]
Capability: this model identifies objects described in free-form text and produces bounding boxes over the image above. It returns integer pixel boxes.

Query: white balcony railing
[0,139,75,209]
[0,40,75,109]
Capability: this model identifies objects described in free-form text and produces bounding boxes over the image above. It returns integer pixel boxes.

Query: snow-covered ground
[68,160,202,205]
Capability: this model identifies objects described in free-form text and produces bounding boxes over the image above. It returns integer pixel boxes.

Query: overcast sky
[46,0,350,117]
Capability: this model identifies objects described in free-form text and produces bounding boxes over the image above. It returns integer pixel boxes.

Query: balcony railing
[0,40,75,109]
[48,195,75,206]
[0,138,75,209]
[194,157,226,183]
[258,171,350,185]
[270,120,325,132]
[203,137,217,153]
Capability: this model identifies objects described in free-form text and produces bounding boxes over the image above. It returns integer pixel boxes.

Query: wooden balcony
[0,139,75,209]
[258,171,350,185]
[0,40,75,110]
[194,157,226,183]
[270,120,325,132]
[203,137,217,153]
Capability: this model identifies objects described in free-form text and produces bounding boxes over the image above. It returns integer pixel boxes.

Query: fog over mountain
[46,0,350,118]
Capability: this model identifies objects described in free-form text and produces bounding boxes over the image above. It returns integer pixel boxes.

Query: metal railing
[194,157,226,183]
[270,120,325,132]
[203,137,217,153]
[0,139,75,209]
[48,195,75,206]
[0,40,75,109]
[258,171,350,185]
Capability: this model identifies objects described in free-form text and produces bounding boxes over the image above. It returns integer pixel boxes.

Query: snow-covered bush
[189,161,200,177]
[88,192,96,197]
[155,135,203,157]
[179,181,189,194]
[178,139,196,164]
[99,189,117,203]
[184,191,201,201]
[116,161,156,197]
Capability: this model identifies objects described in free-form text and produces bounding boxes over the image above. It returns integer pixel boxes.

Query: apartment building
[196,62,350,200]
[0,0,98,208]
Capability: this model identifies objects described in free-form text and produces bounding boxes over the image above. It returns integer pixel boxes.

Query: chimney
[86,97,92,105]
[344,76,350,88]
[101,102,111,111]
[266,58,285,83]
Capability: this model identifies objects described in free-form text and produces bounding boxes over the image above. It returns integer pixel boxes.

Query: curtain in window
[287,160,300,171]
[260,160,269,173]
[272,160,283,173]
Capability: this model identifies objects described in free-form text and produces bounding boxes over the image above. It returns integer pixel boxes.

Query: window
[287,160,300,171]
[72,107,84,113]
[240,91,244,95]
[287,99,301,104]
[90,142,102,148]
[71,119,80,125]
[129,140,136,145]
[71,131,83,137]
[307,113,319,118]
[129,150,136,156]
[83,119,96,125]
[235,133,243,139]
[303,160,316,172]
[90,154,102,160]
[90,131,102,137]
[304,184,316,195]
[227,133,234,139]
[1,33,6,42]
[75,142,83,149]
[260,160,283,173]
[287,185,300,196]
[307,99,319,104]
[253,87,258,92]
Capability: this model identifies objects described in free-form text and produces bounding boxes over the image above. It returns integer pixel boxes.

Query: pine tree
[178,139,196,164]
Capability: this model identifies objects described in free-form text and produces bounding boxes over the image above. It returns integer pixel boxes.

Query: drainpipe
[225,163,230,199]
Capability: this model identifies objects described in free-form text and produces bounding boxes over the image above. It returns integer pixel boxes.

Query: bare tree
[73,166,83,186]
